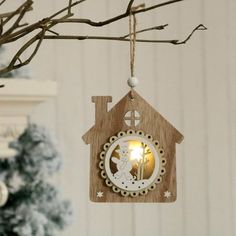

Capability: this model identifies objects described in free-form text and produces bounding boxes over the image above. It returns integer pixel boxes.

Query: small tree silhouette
[136,143,151,180]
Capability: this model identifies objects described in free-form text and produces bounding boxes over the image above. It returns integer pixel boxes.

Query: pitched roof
[82,90,184,144]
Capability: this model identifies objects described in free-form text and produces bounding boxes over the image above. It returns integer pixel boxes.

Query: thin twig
[2,1,33,37]
[0,28,46,74]
[126,0,135,13]
[41,35,174,44]
[2,0,33,26]
[134,0,184,14]
[122,24,169,38]
[0,0,206,76]
[48,0,85,19]
[43,23,206,44]
[17,57,23,64]
[0,19,3,35]
[0,0,6,7]
[68,0,73,15]
[0,0,180,45]
[17,23,29,28]
[174,24,207,44]
[47,29,59,36]
[0,0,85,44]
[0,7,33,19]
[54,0,184,27]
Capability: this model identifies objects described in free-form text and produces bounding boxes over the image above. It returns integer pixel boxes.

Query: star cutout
[164,191,171,199]
[97,191,104,198]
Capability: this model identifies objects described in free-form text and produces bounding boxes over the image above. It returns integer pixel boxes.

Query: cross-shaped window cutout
[124,110,141,127]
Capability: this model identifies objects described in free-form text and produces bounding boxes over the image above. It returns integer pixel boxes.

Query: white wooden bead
[0,181,8,207]
[127,77,139,88]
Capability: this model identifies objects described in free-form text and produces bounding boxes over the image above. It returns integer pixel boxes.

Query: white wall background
[9,0,236,235]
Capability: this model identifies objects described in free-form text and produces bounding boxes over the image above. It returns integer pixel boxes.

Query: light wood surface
[83,90,183,202]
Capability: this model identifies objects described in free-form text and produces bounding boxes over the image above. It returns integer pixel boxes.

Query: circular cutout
[103,143,110,150]
[140,189,148,196]
[161,158,166,165]
[137,130,144,136]
[146,134,153,140]
[105,179,112,187]
[159,149,165,156]
[160,168,166,175]
[99,161,104,169]
[154,140,159,147]
[100,151,106,160]
[130,192,139,197]
[124,111,141,127]
[121,190,129,197]
[156,176,162,183]
[112,186,120,193]
[110,136,117,142]
[127,129,135,135]
[101,170,107,179]
[118,131,126,138]
[148,184,156,191]
[100,130,166,197]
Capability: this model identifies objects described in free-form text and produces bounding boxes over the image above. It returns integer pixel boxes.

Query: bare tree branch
[43,35,175,43]
[48,0,85,19]
[55,0,184,27]
[174,24,207,44]
[0,28,46,75]
[68,0,73,16]
[134,0,183,14]
[0,0,84,45]
[0,7,32,19]
[43,24,205,44]
[122,24,169,38]
[2,1,33,37]
[0,0,6,7]
[126,0,135,13]
[0,0,206,76]
[47,29,59,36]
[1,0,32,26]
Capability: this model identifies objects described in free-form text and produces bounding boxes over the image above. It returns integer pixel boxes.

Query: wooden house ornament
[82,90,183,202]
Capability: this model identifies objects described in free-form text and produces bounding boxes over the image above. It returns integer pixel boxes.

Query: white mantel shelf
[0,79,57,116]
[0,79,57,101]
[0,79,57,158]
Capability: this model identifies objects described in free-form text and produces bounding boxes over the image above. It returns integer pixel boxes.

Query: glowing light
[130,146,143,161]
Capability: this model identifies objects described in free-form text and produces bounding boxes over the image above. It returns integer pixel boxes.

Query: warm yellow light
[130,147,143,161]
[128,140,143,161]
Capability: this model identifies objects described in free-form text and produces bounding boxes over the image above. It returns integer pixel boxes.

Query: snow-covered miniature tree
[0,124,72,236]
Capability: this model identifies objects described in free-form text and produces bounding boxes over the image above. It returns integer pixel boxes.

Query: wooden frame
[82,89,183,202]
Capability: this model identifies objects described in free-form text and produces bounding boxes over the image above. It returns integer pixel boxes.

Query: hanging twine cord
[127,4,145,98]
[128,4,145,78]
[129,11,137,77]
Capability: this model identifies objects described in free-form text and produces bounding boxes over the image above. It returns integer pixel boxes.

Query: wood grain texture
[82,89,183,202]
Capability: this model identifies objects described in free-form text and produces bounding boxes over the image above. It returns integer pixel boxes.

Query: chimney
[92,96,112,124]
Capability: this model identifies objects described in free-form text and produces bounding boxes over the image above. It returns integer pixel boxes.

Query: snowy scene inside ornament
[99,130,166,197]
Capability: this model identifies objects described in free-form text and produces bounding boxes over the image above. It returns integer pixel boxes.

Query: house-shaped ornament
[82,90,183,202]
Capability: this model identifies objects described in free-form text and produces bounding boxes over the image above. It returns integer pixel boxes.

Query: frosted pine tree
[0,124,72,236]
